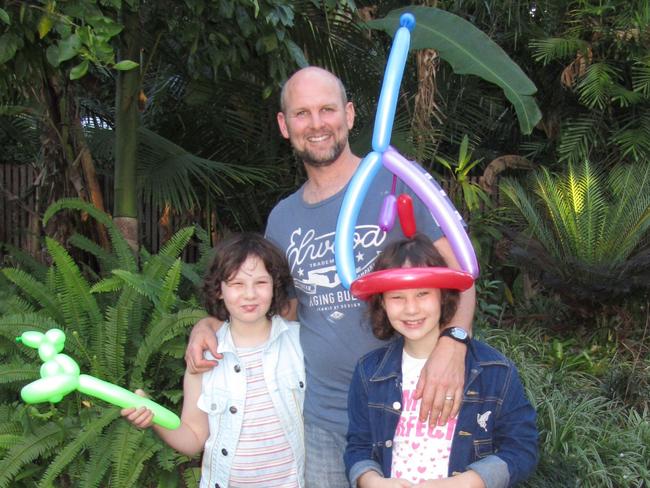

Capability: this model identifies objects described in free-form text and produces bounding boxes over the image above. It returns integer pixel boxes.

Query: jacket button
[210,403,217,411]
[221,448,228,456]
[385,440,393,448]
[234,365,241,373]
[215,484,220,488]
[299,381,304,388]
[229,406,237,414]
[392,401,401,410]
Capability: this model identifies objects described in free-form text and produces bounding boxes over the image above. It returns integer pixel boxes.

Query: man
[186,67,476,487]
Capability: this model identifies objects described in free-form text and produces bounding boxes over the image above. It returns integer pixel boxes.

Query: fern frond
[67,233,119,273]
[0,313,61,349]
[157,227,195,259]
[0,244,48,281]
[0,422,64,488]
[89,276,124,294]
[0,435,21,450]
[2,295,36,314]
[108,420,149,487]
[146,260,183,334]
[43,199,137,273]
[36,409,119,488]
[130,308,205,388]
[46,237,102,337]
[183,467,202,487]
[529,37,590,65]
[576,62,620,110]
[101,305,129,382]
[120,434,161,487]
[2,268,65,324]
[77,433,112,488]
[111,270,161,305]
[0,361,39,384]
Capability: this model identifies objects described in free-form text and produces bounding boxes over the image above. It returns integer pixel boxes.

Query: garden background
[0,0,648,486]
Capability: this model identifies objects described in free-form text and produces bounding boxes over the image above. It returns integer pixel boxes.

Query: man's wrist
[439,326,470,345]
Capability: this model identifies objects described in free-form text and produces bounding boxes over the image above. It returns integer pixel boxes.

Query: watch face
[450,327,468,340]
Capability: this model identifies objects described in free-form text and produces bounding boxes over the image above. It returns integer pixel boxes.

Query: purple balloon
[382,148,479,278]
[378,194,397,231]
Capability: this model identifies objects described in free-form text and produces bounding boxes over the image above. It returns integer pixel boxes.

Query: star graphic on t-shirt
[297,268,304,277]
[355,252,364,262]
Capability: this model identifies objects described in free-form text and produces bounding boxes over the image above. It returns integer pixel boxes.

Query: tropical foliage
[0,200,207,487]
[500,160,650,308]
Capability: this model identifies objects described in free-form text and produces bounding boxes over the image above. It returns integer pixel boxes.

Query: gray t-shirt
[265,165,443,434]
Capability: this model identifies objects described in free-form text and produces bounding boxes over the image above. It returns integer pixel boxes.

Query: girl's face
[220,255,273,328]
[382,288,442,347]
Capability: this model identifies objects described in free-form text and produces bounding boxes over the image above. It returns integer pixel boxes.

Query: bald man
[187,67,476,487]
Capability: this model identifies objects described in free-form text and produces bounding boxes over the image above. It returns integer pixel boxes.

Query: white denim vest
[197,316,305,488]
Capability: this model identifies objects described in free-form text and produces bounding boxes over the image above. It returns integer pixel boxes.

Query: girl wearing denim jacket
[122,233,305,488]
[344,234,537,488]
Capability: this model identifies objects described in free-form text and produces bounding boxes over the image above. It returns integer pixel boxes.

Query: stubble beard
[293,137,347,168]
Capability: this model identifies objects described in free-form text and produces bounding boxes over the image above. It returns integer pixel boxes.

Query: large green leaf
[368,6,542,135]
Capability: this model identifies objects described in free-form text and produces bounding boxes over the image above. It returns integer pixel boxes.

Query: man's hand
[184,316,223,374]
[414,337,466,426]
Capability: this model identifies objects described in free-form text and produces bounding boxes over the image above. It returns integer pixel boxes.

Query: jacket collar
[368,336,496,395]
[216,315,290,355]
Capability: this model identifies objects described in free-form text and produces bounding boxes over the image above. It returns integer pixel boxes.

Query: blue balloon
[335,151,384,289]
[372,25,412,153]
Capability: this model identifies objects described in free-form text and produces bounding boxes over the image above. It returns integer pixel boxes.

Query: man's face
[277,72,355,168]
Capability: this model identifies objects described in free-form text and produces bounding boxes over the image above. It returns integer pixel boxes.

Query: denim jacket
[197,316,306,488]
[345,337,538,488]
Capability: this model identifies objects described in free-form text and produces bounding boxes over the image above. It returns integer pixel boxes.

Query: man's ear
[345,101,355,130]
[277,112,290,139]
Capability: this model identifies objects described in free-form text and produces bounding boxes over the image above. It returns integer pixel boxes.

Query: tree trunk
[114,9,141,252]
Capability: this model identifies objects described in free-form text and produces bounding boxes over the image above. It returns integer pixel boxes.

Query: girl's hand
[120,389,154,429]
[358,471,413,488]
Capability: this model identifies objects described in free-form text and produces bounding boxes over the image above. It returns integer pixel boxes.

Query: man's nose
[308,111,325,128]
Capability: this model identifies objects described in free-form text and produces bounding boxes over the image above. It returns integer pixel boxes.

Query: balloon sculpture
[17,328,180,430]
[334,13,479,293]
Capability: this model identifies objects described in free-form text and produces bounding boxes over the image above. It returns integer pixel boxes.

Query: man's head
[277,67,355,168]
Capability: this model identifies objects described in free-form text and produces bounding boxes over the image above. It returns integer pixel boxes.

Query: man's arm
[415,236,476,426]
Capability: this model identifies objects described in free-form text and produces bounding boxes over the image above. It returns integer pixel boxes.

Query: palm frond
[632,59,650,97]
[557,114,601,164]
[576,62,620,110]
[529,37,590,65]
[137,128,274,212]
